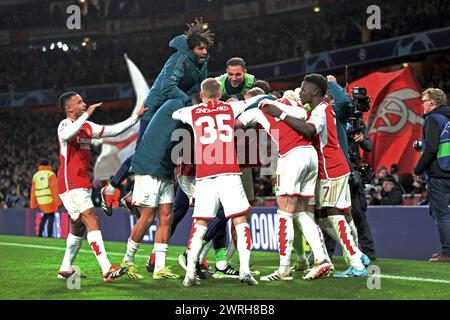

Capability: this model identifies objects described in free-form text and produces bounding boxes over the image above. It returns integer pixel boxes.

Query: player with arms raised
[56,92,146,282]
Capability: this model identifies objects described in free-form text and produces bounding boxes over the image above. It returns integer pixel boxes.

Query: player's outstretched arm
[91,104,147,138]
[58,102,103,142]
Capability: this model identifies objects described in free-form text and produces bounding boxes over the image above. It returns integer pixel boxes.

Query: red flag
[349,68,423,174]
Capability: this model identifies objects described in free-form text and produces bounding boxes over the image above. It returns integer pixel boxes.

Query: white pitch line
[0,241,178,261]
[2,241,450,284]
[375,274,450,284]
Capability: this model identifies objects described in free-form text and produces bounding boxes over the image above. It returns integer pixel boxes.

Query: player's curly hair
[185,17,214,49]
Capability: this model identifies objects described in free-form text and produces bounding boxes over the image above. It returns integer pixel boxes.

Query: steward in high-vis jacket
[30,160,61,237]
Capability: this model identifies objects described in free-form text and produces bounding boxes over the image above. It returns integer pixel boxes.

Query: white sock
[186,223,207,277]
[199,240,212,264]
[124,238,140,263]
[327,215,363,269]
[277,211,294,275]
[318,217,342,262]
[235,222,252,276]
[295,212,327,263]
[105,184,116,195]
[153,243,168,273]
[348,219,359,248]
[60,233,82,271]
[87,230,111,274]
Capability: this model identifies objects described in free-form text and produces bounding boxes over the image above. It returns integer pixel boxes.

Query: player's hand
[327,75,337,83]
[136,103,148,118]
[86,102,102,116]
[353,132,364,143]
[259,100,282,118]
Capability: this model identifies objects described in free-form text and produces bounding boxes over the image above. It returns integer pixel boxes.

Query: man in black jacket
[414,88,450,262]
[370,176,403,205]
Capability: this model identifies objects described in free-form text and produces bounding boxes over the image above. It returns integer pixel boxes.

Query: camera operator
[346,93,377,260]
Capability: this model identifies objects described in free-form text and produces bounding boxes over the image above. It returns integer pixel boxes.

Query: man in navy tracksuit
[101,19,214,214]
[414,88,450,262]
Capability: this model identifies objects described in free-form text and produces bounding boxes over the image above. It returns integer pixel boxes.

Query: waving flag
[349,68,423,174]
[93,55,150,182]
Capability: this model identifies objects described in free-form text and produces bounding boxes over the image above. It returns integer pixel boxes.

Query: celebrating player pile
[260,74,369,277]
[172,78,266,287]
[237,90,334,281]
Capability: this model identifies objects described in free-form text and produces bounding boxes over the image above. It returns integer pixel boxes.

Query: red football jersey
[57,113,138,193]
[57,119,101,193]
[238,98,311,157]
[307,101,350,179]
[173,99,246,180]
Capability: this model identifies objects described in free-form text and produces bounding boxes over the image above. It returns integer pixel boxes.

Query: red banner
[349,68,423,174]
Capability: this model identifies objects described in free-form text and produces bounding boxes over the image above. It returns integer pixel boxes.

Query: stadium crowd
[1,0,449,93]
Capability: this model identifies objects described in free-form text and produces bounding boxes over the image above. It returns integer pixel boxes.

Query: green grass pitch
[1,235,449,300]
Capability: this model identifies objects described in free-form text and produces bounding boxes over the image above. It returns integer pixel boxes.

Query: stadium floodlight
[42,46,47,52]
[81,41,87,47]
[57,42,63,49]
[62,44,69,52]
[314,6,320,13]
[50,43,55,50]
[402,63,410,68]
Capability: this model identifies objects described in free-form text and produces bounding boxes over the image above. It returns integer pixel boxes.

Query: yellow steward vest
[33,170,54,205]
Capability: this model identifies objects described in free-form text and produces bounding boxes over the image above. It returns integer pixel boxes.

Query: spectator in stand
[372,166,388,186]
[1,0,450,93]
[4,185,26,208]
[370,176,403,205]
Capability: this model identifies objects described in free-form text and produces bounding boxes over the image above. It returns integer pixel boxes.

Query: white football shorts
[275,146,318,198]
[59,188,94,221]
[132,174,174,208]
[318,175,351,210]
[193,174,250,220]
